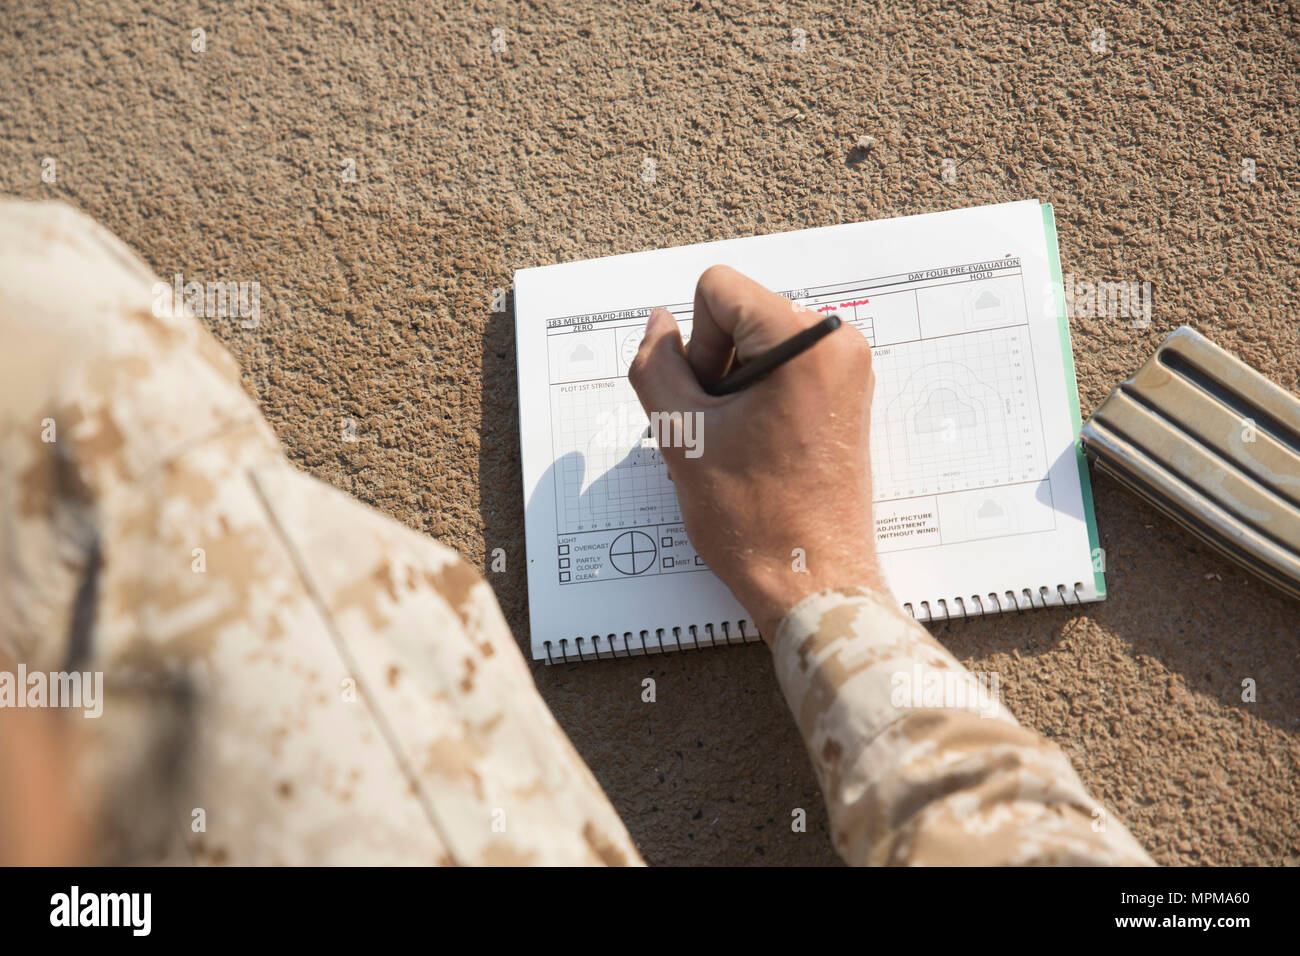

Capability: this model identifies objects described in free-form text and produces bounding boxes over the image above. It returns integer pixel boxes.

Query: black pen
[642,312,844,437]
[700,312,843,396]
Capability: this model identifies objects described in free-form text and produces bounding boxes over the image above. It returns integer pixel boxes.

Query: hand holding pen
[626,265,882,641]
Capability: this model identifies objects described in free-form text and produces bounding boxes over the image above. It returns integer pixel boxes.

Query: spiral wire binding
[542,582,1093,661]
[903,582,1092,624]
[542,618,762,665]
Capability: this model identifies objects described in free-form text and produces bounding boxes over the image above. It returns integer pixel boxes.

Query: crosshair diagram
[619,328,644,371]
[608,531,657,575]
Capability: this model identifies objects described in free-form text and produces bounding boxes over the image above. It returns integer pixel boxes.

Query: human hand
[627,265,885,643]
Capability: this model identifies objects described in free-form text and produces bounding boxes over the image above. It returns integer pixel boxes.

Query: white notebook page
[514,200,1103,662]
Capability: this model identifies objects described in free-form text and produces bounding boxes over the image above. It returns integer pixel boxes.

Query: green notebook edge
[1041,202,1106,597]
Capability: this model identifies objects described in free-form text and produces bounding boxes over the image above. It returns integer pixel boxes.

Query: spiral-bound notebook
[514,200,1104,663]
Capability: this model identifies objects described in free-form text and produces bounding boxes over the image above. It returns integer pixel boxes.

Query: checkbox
[662,557,674,568]
[559,571,570,582]
[559,558,570,569]
[661,535,673,547]
[558,544,570,556]
[694,555,706,566]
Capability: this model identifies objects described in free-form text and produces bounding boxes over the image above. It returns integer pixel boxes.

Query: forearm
[771,587,1155,866]
[0,667,88,865]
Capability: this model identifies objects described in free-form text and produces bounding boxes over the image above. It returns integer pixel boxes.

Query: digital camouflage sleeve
[0,200,1152,866]
[0,200,640,866]
[773,587,1154,865]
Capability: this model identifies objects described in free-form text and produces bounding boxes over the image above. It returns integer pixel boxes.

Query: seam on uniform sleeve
[244,466,459,862]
